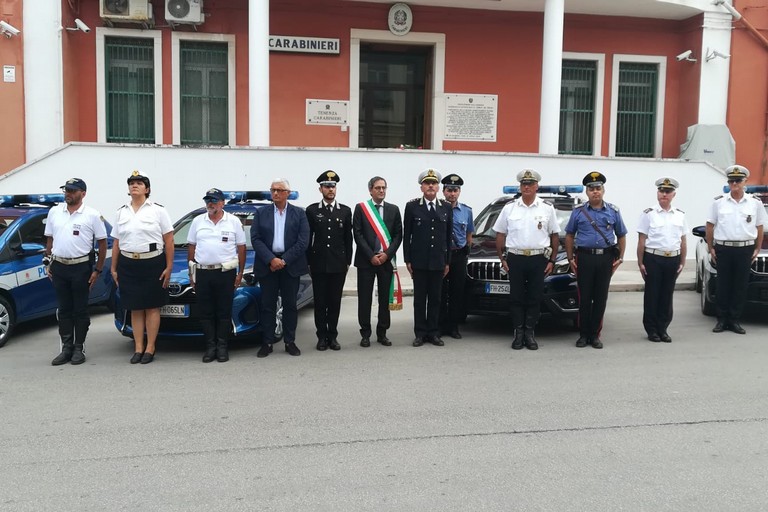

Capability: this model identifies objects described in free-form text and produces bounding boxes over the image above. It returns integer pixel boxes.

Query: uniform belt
[577,247,610,255]
[51,254,90,265]
[197,263,222,270]
[120,249,163,260]
[714,240,753,247]
[644,249,680,257]
[507,248,546,256]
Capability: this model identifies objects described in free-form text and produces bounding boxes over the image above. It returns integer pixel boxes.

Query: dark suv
[465,185,581,321]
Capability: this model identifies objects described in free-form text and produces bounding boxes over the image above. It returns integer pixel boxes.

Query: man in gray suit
[352,177,403,347]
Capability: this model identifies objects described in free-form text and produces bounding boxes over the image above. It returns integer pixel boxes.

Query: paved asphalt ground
[2,288,768,511]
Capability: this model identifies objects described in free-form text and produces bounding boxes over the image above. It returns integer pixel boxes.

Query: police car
[113,191,313,341]
[692,185,768,315]
[464,185,581,321]
[0,194,114,347]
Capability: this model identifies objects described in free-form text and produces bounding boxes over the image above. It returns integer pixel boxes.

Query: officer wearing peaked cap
[637,177,687,343]
[440,173,474,339]
[493,168,559,351]
[45,178,108,366]
[306,170,353,351]
[564,171,627,349]
[706,164,767,334]
[404,169,453,347]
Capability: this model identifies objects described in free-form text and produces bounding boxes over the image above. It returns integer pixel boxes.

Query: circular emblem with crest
[388,3,413,36]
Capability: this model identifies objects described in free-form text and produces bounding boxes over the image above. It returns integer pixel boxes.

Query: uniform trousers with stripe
[412,268,444,339]
[642,253,679,336]
[440,247,468,331]
[575,252,614,339]
[311,271,347,342]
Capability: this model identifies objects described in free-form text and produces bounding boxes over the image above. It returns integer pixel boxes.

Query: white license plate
[160,304,189,318]
[485,283,510,294]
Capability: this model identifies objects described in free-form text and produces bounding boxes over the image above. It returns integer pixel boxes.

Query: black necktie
[428,202,434,212]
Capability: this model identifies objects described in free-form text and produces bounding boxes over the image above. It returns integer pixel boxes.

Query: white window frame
[609,54,666,158]
[561,52,605,157]
[95,27,163,144]
[349,29,446,150]
[171,32,236,146]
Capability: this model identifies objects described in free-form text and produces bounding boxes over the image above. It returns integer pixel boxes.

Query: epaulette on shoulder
[154,203,165,207]
[643,207,653,214]
[542,200,553,206]
[407,197,419,203]
[462,202,472,210]
[675,208,685,214]
[574,203,585,208]
[714,195,723,200]
[117,204,127,210]
[607,202,620,212]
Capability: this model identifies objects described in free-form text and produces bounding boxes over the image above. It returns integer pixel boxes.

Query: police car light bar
[222,191,300,203]
[502,185,583,195]
[0,193,65,207]
[722,185,768,194]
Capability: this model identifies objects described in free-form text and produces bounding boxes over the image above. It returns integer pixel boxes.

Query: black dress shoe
[377,336,392,346]
[449,329,462,339]
[712,321,726,333]
[217,348,229,362]
[575,337,588,348]
[360,337,371,347]
[590,337,603,349]
[130,352,143,364]
[647,333,661,342]
[412,337,424,347]
[328,339,341,351]
[525,335,538,351]
[52,349,73,366]
[659,333,672,343]
[430,336,444,346]
[70,349,86,365]
[257,343,273,358]
[512,329,524,350]
[140,352,155,364]
[729,323,746,334]
[285,342,301,356]
[202,347,217,363]
[316,338,328,351]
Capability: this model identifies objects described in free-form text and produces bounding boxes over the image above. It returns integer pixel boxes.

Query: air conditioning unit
[100,0,153,23]
[166,0,204,24]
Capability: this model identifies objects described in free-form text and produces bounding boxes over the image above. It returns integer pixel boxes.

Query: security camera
[0,20,20,37]
[74,19,91,33]
[676,50,696,62]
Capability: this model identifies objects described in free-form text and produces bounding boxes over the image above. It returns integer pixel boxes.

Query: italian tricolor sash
[360,199,403,311]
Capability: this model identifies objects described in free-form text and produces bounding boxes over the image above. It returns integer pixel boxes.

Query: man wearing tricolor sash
[352,177,403,347]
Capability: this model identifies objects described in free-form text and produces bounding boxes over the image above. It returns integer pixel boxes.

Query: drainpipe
[714,0,768,178]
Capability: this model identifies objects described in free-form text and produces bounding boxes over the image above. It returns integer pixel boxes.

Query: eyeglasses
[270,188,289,194]
[204,198,221,203]
[727,179,743,184]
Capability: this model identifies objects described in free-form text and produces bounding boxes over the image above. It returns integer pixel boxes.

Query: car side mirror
[691,226,706,238]
[17,242,46,256]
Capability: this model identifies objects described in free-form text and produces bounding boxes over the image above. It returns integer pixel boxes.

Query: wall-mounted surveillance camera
[66,18,91,33]
[706,48,731,62]
[0,20,21,38]
[676,50,697,62]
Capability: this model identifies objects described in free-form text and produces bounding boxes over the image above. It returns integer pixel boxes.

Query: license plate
[160,304,189,318]
[485,283,510,294]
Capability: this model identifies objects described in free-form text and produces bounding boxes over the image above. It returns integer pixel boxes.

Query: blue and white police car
[0,194,114,347]
[113,191,313,342]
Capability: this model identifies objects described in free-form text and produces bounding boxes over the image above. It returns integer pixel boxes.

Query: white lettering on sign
[444,94,498,142]
[306,100,349,126]
[269,35,340,55]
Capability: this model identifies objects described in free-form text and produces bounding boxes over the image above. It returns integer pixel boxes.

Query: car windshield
[0,214,20,235]
[473,198,575,238]
[173,210,255,250]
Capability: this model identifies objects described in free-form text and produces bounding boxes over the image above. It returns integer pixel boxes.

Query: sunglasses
[727,179,744,184]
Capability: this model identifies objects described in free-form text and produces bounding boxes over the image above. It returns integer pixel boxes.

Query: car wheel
[274,294,284,342]
[695,261,703,293]
[0,295,16,348]
[700,271,716,316]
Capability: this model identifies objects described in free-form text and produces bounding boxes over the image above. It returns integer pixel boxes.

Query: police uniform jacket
[306,200,353,273]
[403,197,453,270]
[637,206,687,251]
[707,193,768,241]
[565,201,628,248]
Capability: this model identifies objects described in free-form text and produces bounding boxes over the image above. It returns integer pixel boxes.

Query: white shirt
[707,193,768,241]
[187,211,246,265]
[110,199,173,253]
[492,197,560,249]
[272,204,287,253]
[637,205,687,251]
[44,203,107,258]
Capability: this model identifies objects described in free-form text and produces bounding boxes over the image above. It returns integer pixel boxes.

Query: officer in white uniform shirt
[187,188,246,363]
[45,178,107,366]
[493,169,560,351]
[636,177,687,343]
[705,165,767,335]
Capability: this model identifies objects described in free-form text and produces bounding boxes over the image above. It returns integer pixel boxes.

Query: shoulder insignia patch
[574,203,584,209]
[643,208,652,214]
[714,195,723,200]
[608,202,620,212]
[542,200,553,206]
[675,208,685,214]
[154,203,164,207]
[408,198,419,203]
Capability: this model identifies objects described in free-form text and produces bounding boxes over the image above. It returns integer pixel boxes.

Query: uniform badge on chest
[747,214,752,223]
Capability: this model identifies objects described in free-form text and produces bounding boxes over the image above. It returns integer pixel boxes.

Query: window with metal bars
[180,41,228,145]
[615,62,658,157]
[559,60,596,155]
[105,37,155,143]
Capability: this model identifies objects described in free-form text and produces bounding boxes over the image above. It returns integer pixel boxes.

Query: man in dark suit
[403,169,453,347]
[250,178,309,358]
[306,170,353,351]
[352,176,403,347]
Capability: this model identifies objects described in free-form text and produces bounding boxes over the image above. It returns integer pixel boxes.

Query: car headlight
[551,258,571,275]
